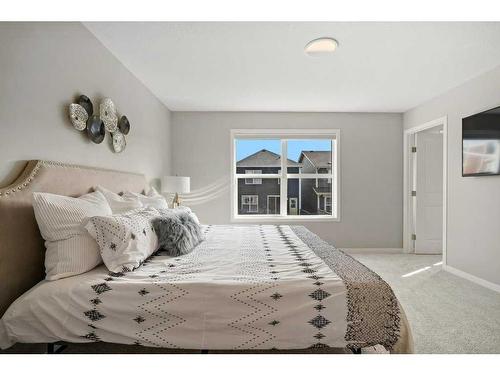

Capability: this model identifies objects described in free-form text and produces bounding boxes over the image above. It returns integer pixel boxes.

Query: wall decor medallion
[78,95,94,116]
[118,115,130,135]
[87,115,106,144]
[68,94,130,153]
[69,103,88,131]
[112,131,126,153]
[100,98,118,133]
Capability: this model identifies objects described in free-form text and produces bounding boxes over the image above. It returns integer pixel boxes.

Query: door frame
[403,116,448,265]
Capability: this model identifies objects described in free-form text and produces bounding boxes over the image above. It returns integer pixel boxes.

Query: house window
[241,195,258,213]
[231,129,339,221]
[245,170,262,185]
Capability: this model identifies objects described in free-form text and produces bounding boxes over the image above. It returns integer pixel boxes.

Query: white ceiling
[84,22,500,113]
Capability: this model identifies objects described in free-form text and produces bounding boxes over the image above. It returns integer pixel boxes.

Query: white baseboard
[443,264,500,294]
[342,248,404,254]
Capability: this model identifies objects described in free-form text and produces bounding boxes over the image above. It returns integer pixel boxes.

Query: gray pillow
[153,209,204,256]
[158,207,200,225]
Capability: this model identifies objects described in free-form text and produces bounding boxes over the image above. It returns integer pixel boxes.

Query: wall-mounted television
[462,105,500,177]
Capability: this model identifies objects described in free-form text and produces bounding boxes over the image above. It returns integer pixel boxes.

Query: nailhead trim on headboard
[0,160,144,198]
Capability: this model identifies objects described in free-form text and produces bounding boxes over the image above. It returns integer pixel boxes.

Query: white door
[289,198,298,215]
[414,127,443,254]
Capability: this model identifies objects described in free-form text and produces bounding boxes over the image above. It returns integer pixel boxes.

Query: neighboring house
[236,149,301,215]
[298,151,332,214]
[236,149,333,215]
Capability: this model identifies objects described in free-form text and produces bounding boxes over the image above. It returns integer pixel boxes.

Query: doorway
[404,117,447,260]
[267,195,280,214]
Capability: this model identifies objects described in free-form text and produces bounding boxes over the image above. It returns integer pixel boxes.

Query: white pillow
[32,191,112,280]
[123,190,169,210]
[95,185,143,214]
[147,186,161,197]
[84,207,160,273]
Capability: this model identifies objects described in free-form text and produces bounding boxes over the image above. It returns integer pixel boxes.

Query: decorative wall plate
[112,131,126,153]
[118,115,130,135]
[87,115,105,144]
[78,95,93,116]
[69,103,88,131]
[100,98,118,132]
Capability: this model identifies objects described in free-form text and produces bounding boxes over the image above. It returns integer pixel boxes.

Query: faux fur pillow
[158,206,201,225]
[153,209,204,256]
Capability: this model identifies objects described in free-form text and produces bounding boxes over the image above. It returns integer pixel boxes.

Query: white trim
[286,173,333,179]
[342,248,405,254]
[230,129,340,222]
[403,116,448,268]
[231,128,340,138]
[280,139,288,216]
[231,215,338,223]
[244,169,262,185]
[443,265,500,294]
[236,174,281,179]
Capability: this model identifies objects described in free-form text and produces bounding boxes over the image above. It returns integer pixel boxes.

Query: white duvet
[0,225,348,350]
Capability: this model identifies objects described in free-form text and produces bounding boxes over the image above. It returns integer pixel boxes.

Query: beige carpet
[351,252,500,353]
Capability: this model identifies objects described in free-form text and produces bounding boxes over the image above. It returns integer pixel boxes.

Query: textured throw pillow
[158,206,201,225]
[32,191,112,280]
[94,185,143,214]
[84,207,160,273]
[153,208,204,256]
[123,190,169,210]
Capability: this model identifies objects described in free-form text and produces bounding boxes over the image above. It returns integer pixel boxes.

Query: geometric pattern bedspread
[0,225,400,351]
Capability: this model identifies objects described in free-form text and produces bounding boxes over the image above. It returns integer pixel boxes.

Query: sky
[236,139,332,162]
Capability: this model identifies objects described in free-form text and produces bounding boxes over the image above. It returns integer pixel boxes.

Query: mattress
[0,225,412,352]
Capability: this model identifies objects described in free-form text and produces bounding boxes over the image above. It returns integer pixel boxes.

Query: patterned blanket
[0,225,401,351]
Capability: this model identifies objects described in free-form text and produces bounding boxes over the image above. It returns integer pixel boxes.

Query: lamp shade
[161,176,190,194]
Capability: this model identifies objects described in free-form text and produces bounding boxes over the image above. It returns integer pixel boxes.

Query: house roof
[299,151,332,168]
[236,149,301,167]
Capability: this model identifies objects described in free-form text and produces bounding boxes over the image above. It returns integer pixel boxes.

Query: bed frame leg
[351,348,362,354]
[47,343,67,354]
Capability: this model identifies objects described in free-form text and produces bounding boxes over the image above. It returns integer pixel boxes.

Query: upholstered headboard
[0,160,147,316]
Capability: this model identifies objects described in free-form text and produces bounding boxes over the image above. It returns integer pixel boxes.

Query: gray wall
[0,22,171,186]
[172,112,403,248]
[404,65,500,286]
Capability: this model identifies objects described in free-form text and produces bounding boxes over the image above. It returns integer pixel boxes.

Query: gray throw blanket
[290,226,401,351]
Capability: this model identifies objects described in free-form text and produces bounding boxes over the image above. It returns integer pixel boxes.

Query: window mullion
[280,139,287,216]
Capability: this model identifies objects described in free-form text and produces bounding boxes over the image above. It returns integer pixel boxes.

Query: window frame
[231,129,340,222]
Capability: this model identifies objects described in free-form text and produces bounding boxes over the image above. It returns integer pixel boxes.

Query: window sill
[231,215,340,223]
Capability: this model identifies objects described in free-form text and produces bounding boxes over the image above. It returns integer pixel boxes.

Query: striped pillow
[32,191,112,280]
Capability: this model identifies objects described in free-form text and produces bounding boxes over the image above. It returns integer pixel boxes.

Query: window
[245,170,262,185]
[231,129,339,221]
[241,195,258,213]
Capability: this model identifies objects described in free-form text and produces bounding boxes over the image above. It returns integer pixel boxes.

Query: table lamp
[161,176,190,208]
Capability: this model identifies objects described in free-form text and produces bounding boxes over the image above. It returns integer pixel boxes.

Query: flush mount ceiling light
[304,37,338,57]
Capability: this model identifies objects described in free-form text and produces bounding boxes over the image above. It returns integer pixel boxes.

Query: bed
[0,160,413,354]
